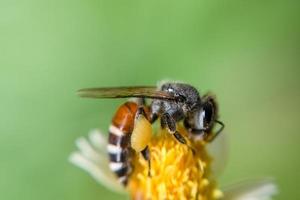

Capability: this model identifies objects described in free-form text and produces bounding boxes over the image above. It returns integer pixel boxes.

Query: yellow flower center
[128,125,223,200]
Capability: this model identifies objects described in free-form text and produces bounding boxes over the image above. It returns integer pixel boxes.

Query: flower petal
[69,129,126,193]
[88,129,107,153]
[222,178,278,200]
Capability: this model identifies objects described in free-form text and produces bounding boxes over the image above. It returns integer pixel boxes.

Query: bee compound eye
[201,101,215,129]
[198,110,206,130]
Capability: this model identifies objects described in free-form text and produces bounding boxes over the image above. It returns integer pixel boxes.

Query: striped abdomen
[107,101,138,186]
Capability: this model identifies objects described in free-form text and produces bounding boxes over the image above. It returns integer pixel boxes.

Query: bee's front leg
[161,113,195,154]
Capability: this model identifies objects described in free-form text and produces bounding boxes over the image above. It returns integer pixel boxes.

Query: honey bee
[77,81,224,185]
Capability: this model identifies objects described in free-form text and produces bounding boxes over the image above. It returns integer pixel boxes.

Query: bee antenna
[215,120,225,135]
[206,120,225,142]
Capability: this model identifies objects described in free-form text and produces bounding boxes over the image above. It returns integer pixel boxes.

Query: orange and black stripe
[107,102,138,185]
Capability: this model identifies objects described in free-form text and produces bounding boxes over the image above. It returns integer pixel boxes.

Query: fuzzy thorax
[128,126,223,200]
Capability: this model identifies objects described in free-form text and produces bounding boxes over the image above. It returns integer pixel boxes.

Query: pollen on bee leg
[128,126,222,200]
[131,113,152,153]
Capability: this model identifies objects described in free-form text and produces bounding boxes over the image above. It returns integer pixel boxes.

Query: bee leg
[135,98,159,124]
[161,113,195,154]
[136,106,147,119]
[149,113,158,124]
[149,99,160,123]
[160,114,167,129]
[141,146,151,177]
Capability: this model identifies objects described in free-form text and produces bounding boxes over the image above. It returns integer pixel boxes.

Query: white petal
[222,179,278,200]
[69,152,125,193]
[69,129,126,194]
[75,136,112,177]
[75,137,105,163]
[207,130,228,177]
[88,129,107,152]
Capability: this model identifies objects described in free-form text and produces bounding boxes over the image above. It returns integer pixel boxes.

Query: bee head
[187,95,218,132]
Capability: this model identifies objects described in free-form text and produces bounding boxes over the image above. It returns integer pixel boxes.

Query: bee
[77,81,224,185]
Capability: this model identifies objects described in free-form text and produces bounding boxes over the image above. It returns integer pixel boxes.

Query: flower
[128,126,221,200]
[69,126,278,200]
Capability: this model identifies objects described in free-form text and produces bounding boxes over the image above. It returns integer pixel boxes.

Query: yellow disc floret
[128,125,223,200]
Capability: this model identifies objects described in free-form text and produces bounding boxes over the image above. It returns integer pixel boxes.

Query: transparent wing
[222,178,278,200]
[207,130,229,177]
[77,86,175,100]
[69,129,126,193]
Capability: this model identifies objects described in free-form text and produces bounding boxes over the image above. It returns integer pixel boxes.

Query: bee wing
[207,130,229,177]
[69,129,126,193]
[77,86,175,100]
[222,178,278,200]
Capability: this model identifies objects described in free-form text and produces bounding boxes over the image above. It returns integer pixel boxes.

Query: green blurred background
[0,0,299,199]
